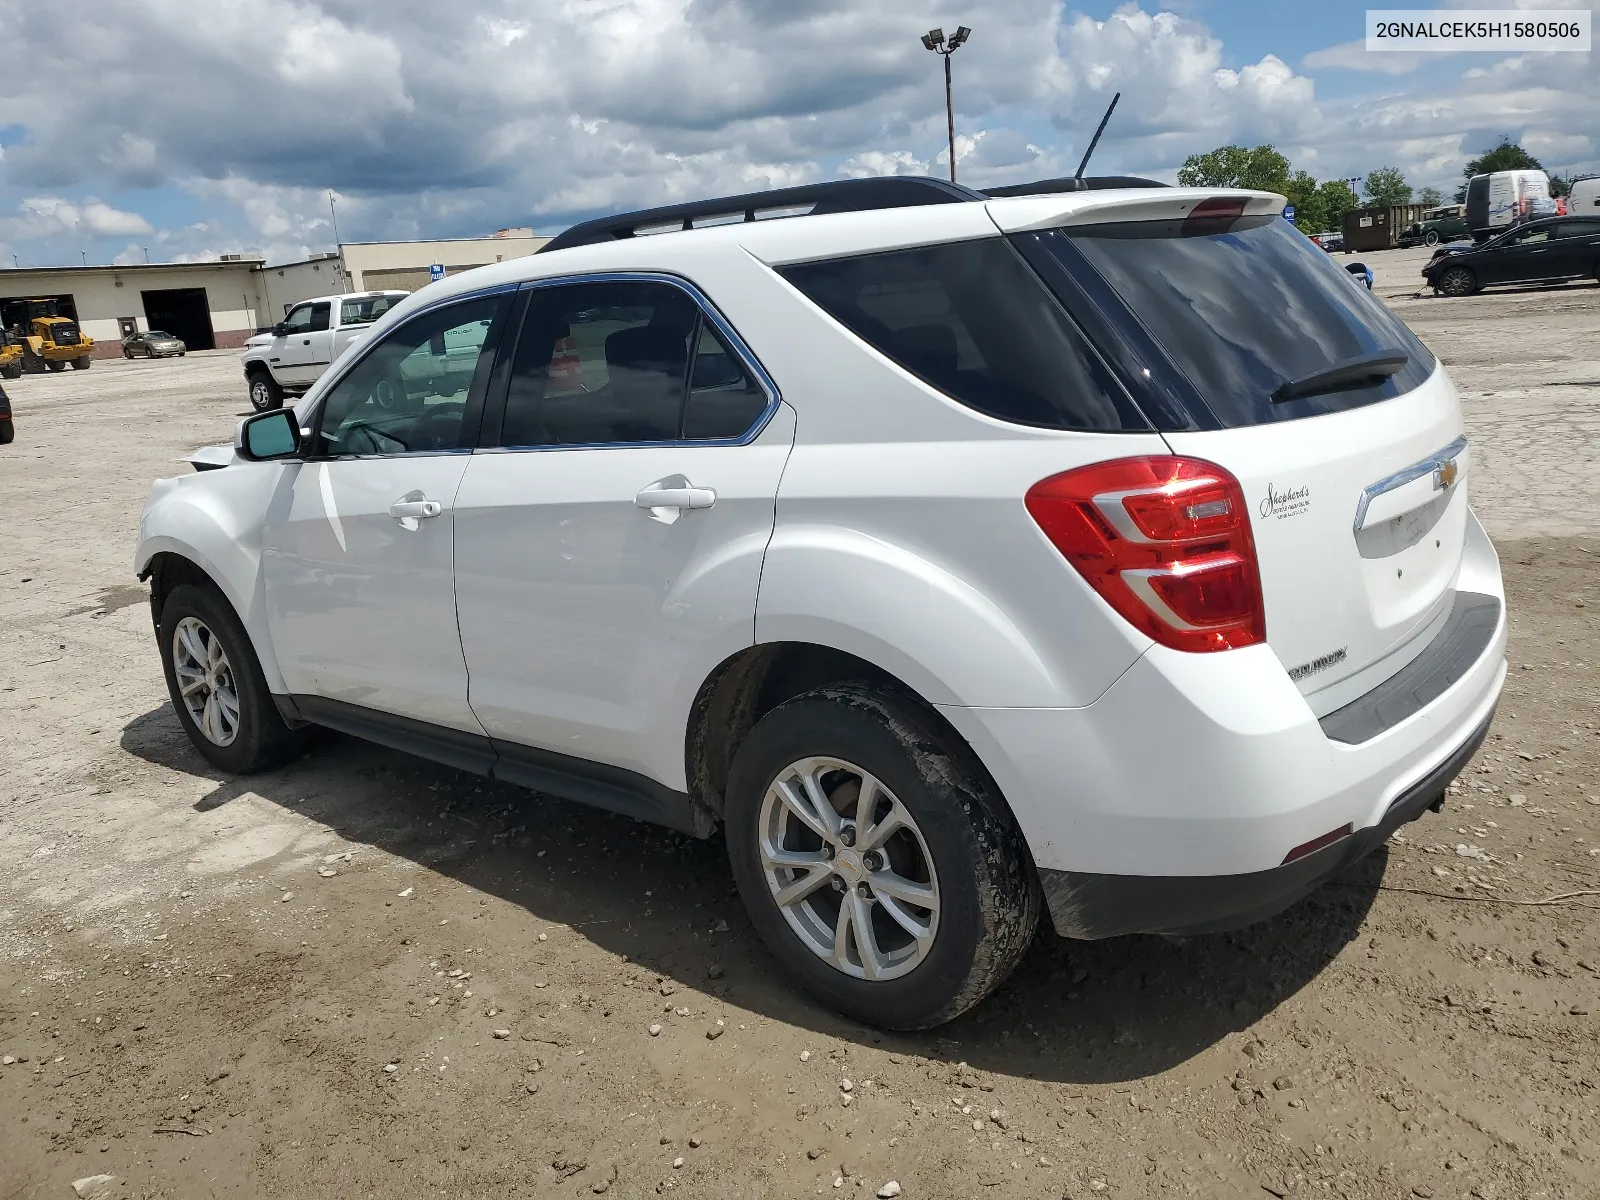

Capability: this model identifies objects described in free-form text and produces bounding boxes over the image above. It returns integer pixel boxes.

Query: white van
[1465,169,1556,239]
[1567,176,1600,218]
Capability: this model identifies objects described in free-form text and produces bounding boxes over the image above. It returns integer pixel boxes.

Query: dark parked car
[0,380,13,444]
[121,329,187,358]
[1422,217,1600,296]
[1399,216,1470,248]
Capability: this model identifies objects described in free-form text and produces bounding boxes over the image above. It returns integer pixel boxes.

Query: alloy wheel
[172,616,240,746]
[757,756,939,981]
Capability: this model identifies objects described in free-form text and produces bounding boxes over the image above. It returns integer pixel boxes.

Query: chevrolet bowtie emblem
[1434,459,1458,491]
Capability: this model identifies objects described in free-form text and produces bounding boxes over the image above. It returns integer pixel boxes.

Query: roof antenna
[1073,92,1121,182]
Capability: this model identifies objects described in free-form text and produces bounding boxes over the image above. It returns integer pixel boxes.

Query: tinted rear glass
[1035,215,1436,428]
[781,239,1146,432]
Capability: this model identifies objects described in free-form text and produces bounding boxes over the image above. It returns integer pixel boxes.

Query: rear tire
[157,581,306,774]
[1439,267,1477,296]
[725,684,1041,1029]
[1,363,19,380]
[247,371,283,412]
[46,359,67,372]
[123,347,134,359]
[71,356,91,370]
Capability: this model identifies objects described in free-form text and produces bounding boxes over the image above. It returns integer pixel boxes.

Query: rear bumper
[936,508,1506,938]
[1034,705,1492,938]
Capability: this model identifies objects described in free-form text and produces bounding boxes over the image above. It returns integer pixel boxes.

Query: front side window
[780,239,1143,432]
[306,302,332,333]
[280,304,314,335]
[312,296,503,457]
[495,280,768,448]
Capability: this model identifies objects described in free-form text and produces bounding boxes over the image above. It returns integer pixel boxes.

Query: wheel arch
[138,509,287,696]
[684,641,1019,838]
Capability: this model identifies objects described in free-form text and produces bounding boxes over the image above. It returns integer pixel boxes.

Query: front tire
[247,371,283,412]
[46,359,67,372]
[1439,266,1477,296]
[157,582,304,773]
[71,356,91,370]
[725,684,1041,1029]
[1424,230,1440,246]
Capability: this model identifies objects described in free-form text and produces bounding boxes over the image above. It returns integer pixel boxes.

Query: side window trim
[303,290,514,461]
[473,271,782,454]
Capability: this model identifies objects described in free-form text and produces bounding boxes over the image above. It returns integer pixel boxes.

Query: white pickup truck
[242,290,408,411]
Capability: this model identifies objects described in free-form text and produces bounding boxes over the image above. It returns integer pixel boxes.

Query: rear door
[1008,202,1470,715]
[454,277,792,794]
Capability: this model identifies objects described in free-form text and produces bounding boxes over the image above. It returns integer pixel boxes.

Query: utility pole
[328,190,347,293]
[921,27,972,183]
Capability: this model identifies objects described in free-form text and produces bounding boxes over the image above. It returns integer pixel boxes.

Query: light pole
[328,190,347,293]
[142,246,150,264]
[1346,176,1363,204]
[921,26,971,183]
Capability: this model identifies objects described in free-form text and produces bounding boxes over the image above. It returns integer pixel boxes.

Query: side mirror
[236,409,301,461]
[272,322,290,337]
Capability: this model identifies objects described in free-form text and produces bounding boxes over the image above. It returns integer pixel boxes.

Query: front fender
[136,464,290,694]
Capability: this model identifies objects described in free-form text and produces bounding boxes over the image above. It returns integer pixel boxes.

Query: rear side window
[495,280,770,448]
[1031,214,1436,428]
[780,239,1146,432]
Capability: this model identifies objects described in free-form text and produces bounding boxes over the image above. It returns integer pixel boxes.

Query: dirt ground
[2,269,1598,1200]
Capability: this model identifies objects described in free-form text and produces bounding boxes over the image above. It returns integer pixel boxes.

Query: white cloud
[0,1,1595,265]
[1303,40,1424,76]
[0,196,153,241]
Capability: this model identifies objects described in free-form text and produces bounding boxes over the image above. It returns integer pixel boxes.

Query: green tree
[1548,174,1572,198]
[1297,179,1359,234]
[1364,166,1411,207]
[1177,144,1291,192]
[1416,186,1444,207]
[1456,138,1542,200]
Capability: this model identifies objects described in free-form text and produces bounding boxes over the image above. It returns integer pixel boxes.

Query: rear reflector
[1025,456,1266,653]
[1282,824,1354,865]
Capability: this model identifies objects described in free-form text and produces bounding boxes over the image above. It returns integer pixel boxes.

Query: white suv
[137,177,1506,1029]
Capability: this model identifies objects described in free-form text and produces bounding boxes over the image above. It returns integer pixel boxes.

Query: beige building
[254,229,548,321]
[1,229,550,358]
[1,259,268,356]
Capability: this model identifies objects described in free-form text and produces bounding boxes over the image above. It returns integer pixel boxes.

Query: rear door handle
[635,484,716,511]
[389,499,443,520]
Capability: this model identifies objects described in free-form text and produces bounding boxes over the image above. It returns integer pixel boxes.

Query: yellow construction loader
[0,329,22,379]
[5,299,94,372]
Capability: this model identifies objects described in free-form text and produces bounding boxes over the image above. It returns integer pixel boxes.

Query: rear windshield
[780,239,1147,432]
[1031,214,1436,428]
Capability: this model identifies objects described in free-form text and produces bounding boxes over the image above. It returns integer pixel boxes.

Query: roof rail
[983,176,1169,198]
[539,176,985,254]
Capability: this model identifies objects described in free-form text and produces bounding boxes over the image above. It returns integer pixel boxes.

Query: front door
[272,300,332,386]
[263,292,509,733]
[453,278,793,792]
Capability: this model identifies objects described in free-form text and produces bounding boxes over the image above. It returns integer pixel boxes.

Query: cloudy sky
[0,0,1593,268]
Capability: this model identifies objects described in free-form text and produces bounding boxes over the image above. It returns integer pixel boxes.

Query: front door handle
[389,498,443,520]
[635,484,716,511]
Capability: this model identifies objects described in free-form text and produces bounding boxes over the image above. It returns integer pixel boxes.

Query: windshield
[145,331,171,338]
[1027,213,1436,428]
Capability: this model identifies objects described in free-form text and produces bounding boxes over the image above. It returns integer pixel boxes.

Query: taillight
[1025,456,1266,653]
